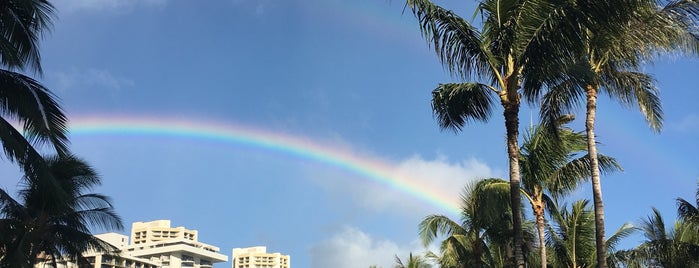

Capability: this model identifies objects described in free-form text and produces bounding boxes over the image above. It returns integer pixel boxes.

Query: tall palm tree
[0,0,69,168]
[419,178,520,267]
[539,2,699,266]
[394,252,432,268]
[403,1,605,265]
[0,154,123,268]
[518,115,621,267]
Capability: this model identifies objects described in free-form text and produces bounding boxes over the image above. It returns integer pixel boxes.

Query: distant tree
[0,155,122,268]
[394,252,431,268]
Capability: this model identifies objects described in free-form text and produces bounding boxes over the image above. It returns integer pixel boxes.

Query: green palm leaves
[407,0,698,267]
[0,0,68,168]
[419,178,513,268]
[0,155,123,268]
[395,252,432,268]
[404,1,597,264]
[431,83,497,130]
[0,2,120,267]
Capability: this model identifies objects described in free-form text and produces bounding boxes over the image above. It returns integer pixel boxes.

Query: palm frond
[606,223,636,253]
[431,82,497,131]
[0,0,55,73]
[600,69,663,132]
[419,214,466,246]
[0,69,69,155]
[640,207,667,242]
[405,0,496,81]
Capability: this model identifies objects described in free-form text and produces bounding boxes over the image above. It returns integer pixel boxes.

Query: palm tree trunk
[503,98,525,268]
[585,85,607,268]
[533,200,547,268]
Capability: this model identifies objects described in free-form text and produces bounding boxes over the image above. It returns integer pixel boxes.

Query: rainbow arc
[70,115,462,215]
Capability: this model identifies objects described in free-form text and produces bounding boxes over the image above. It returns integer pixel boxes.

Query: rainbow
[69,115,462,215]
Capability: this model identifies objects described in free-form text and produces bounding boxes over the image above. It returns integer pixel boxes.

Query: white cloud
[671,114,699,133]
[309,226,432,268]
[52,0,167,14]
[49,67,134,93]
[307,154,498,217]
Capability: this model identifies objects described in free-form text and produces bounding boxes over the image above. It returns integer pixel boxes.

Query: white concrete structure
[123,220,227,268]
[35,220,227,268]
[231,246,290,268]
[36,233,159,268]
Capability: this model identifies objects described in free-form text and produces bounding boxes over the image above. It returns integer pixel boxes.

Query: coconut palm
[547,200,636,268]
[518,115,621,267]
[677,182,699,227]
[630,208,699,267]
[547,200,596,268]
[0,154,122,268]
[420,178,520,267]
[403,0,607,264]
[538,2,699,266]
[0,0,69,169]
[394,252,432,268]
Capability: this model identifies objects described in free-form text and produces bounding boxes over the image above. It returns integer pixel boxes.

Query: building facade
[36,220,227,268]
[231,247,290,268]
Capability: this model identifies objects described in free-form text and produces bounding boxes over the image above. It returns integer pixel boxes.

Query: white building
[36,220,227,268]
[123,220,227,268]
[231,246,289,268]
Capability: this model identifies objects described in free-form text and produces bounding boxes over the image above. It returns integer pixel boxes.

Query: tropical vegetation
[0,154,122,268]
[405,0,699,266]
[398,177,699,267]
[537,1,699,265]
[1,0,698,267]
[0,2,121,266]
[0,0,69,169]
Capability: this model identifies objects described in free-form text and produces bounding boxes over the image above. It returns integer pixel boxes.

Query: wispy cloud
[307,154,498,217]
[670,114,699,133]
[52,0,167,14]
[49,67,134,93]
[309,226,432,268]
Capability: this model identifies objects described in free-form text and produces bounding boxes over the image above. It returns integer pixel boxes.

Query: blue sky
[1,0,698,267]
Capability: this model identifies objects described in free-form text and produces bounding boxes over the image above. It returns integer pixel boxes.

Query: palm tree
[677,182,699,226]
[547,200,596,268]
[394,252,432,268]
[539,2,699,266]
[518,115,621,267]
[632,208,699,267]
[0,154,123,268]
[547,200,635,268]
[0,0,69,169]
[419,178,518,267]
[403,1,603,265]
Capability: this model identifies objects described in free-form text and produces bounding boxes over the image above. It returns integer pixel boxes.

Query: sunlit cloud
[309,226,432,268]
[306,154,498,217]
